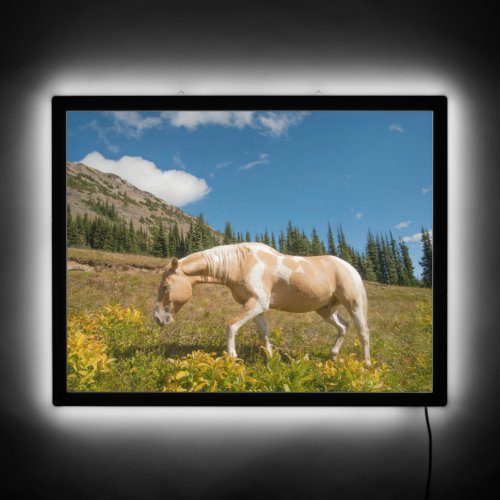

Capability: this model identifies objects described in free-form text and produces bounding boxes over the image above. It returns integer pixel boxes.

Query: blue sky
[67,110,433,277]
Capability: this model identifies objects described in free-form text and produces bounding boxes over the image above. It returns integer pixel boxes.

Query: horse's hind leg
[330,311,349,361]
[254,314,273,356]
[316,305,348,362]
[350,305,371,367]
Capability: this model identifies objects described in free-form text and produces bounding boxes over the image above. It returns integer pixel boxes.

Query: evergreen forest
[67,202,432,287]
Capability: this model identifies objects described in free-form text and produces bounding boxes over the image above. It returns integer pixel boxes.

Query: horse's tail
[361,279,368,324]
[352,263,368,325]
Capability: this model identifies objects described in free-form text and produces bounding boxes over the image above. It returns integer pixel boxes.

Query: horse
[154,242,371,366]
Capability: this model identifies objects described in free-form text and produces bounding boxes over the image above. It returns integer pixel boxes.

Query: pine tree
[271,232,277,250]
[399,239,417,286]
[245,231,252,242]
[337,225,353,264]
[127,220,138,254]
[362,253,377,282]
[297,231,311,256]
[168,223,180,257]
[67,206,78,246]
[223,222,235,245]
[136,227,148,254]
[420,227,433,287]
[311,227,323,255]
[384,233,398,285]
[278,231,287,253]
[200,215,214,250]
[103,221,115,252]
[188,215,210,253]
[152,223,168,257]
[354,251,366,279]
[120,221,129,252]
[286,221,301,255]
[263,229,271,246]
[89,217,105,249]
[178,229,187,257]
[388,231,404,285]
[365,231,379,280]
[82,213,91,246]
[376,234,388,284]
[327,222,337,256]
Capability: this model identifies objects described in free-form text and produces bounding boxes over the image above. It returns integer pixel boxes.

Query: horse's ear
[171,257,178,270]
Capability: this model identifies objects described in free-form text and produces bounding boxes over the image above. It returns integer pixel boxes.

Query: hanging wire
[424,406,433,500]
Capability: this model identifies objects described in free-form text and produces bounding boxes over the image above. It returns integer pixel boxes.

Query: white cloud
[257,112,309,137]
[216,160,233,170]
[402,229,433,243]
[421,186,432,194]
[239,153,269,171]
[163,111,254,130]
[355,212,363,219]
[82,120,120,153]
[93,111,308,141]
[80,151,211,207]
[109,111,164,138]
[82,111,309,160]
[395,220,411,229]
[389,124,404,133]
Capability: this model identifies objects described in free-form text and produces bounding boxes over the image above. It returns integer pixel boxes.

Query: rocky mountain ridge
[66,161,220,238]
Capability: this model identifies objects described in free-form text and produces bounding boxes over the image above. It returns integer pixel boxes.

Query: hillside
[66,161,221,239]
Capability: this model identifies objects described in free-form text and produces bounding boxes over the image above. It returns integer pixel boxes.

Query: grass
[68,247,169,270]
[66,249,433,393]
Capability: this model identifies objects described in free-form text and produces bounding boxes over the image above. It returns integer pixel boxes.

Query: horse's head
[154,257,193,325]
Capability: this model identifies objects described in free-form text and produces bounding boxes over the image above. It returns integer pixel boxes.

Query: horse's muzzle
[154,308,174,325]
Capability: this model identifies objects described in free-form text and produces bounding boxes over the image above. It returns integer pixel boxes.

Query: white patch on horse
[252,242,277,255]
[276,256,293,284]
[291,256,307,273]
[248,254,270,308]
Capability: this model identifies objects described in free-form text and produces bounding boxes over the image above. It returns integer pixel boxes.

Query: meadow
[67,248,433,393]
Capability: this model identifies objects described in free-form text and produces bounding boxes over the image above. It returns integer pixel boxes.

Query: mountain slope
[66,161,221,239]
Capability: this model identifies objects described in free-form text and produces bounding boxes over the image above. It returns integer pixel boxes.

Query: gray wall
[3,1,498,498]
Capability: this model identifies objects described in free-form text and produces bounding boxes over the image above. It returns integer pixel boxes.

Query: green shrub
[162,348,387,393]
[67,310,115,391]
[163,351,255,392]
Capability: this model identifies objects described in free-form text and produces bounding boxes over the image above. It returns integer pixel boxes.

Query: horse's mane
[202,243,251,283]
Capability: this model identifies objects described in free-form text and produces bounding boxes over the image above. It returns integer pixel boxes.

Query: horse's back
[265,254,337,312]
[229,243,365,314]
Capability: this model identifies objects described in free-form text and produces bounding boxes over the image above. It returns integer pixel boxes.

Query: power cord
[424,406,433,500]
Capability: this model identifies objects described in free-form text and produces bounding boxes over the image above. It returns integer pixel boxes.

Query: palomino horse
[154,242,370,365]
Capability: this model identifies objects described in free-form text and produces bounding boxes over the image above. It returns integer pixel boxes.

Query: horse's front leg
[226,298,264,358]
